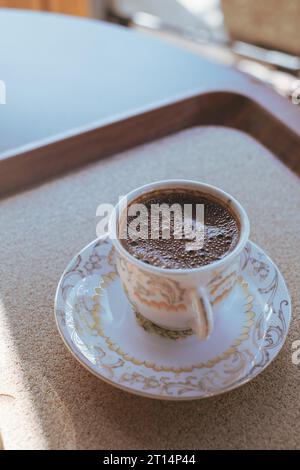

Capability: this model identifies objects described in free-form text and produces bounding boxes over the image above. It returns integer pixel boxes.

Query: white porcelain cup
[110,180,250,340]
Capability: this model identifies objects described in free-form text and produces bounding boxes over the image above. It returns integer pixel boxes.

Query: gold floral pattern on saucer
[54,237,291,400]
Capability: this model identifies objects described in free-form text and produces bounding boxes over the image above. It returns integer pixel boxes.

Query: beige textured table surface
[0,126,300,450]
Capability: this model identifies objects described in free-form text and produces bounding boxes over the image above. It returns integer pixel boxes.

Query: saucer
[54,237,291,400]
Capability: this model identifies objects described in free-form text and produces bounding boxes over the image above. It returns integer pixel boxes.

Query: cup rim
[109,179,250,275]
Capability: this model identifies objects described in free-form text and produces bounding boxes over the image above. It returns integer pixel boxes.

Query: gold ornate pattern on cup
[118,255,188,311]
[123,285,194,340]
[133,292,187,312]
[117,252,238,314]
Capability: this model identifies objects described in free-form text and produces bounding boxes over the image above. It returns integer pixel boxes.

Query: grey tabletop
[0,8,243,155]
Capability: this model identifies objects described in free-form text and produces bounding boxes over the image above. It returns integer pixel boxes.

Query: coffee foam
[119,188,240,269]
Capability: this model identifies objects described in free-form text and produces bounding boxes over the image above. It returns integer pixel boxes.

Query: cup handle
[188,286,214,340]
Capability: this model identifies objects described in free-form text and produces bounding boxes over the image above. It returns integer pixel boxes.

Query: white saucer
[54,237,291,400]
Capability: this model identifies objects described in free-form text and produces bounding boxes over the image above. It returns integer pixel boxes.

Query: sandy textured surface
[0,126,300,449]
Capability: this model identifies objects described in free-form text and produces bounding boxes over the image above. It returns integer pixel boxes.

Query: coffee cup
[109,180,250,340]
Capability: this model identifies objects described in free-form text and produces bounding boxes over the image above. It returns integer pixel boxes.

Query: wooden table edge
[1,87,299,199]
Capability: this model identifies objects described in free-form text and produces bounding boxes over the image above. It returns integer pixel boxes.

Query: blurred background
[1,0,300,102]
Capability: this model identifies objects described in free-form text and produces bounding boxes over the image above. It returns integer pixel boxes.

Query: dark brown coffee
[119,188,240,269]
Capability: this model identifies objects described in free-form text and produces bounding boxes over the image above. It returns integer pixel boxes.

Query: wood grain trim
[45,0,90,17]
[0,0,90,15]
[0,91,299,198]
